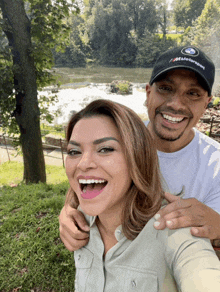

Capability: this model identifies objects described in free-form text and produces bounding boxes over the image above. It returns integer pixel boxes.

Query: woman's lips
[78,177,108,200]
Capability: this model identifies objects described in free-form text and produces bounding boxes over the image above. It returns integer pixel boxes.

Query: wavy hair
[65,99,163,240]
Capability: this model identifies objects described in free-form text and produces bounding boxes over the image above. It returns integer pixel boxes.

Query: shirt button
[78,254,81,260]
[131,280,136,287]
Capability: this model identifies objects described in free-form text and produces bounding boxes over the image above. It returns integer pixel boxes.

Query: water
[39,83,148,125]
[53,66,153,84]
[39,66,220,126]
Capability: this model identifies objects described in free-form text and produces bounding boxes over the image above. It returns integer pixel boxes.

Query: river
[39,66,220,125]
[39,67,153,125]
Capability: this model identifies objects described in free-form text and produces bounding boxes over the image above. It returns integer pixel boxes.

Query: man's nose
[77,152,97,171]
[166,92,186,109]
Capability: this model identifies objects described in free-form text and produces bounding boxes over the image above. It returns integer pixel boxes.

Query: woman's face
[65,116,132,217]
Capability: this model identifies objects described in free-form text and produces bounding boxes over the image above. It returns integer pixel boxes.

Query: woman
[65,99,220,292]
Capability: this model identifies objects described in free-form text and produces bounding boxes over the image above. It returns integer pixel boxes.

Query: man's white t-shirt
[144,122,220,213]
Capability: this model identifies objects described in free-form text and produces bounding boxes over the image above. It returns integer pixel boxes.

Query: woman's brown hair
[65,99,163,240]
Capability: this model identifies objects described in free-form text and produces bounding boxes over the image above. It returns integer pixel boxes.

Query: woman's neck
[96,213,122,255]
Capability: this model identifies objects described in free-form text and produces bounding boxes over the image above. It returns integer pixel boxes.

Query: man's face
[146,69,212,152]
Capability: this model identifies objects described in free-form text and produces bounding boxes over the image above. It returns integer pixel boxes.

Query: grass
[0,162,76,292]
[0,162,67,186]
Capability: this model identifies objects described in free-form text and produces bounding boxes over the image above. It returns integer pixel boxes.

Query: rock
[109,80,133,95]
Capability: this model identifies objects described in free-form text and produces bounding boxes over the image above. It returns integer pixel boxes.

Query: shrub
[110,80,132,95]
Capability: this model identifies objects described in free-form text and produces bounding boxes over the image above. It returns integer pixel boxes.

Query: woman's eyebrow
[68,141,80,146]
[93,137,119,145]
[68,137,119,146]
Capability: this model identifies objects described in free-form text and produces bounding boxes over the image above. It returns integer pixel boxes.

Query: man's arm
[154,192,220,245]
[59,188,90,251]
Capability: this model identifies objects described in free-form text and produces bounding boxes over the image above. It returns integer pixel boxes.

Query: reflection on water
[53,66,153,85]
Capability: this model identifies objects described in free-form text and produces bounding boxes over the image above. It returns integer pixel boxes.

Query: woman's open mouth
[79,178,108,199]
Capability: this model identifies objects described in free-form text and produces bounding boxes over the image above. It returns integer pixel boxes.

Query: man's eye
[67,149,81,156]
[98,147,115,154]
[188,91,201,99]
[158,86,173,93]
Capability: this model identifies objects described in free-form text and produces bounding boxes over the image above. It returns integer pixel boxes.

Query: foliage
[172,0,206,29]
[0,0,78,136]
[85,0,136,66]
[213,96,220,106]
[135,33,177,67]
[128,0,158,38]
[81,0,163,66]
[181,0,220,66]
[117,82,132,94]
[155,0,169,38]
[0,180,76,292]
[53,14,88,67]
[157,33,183,43]
[110,80,132,94]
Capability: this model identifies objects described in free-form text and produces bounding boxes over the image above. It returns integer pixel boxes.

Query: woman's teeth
[162,114,184,123]
[79,179,107,193]
[79,179,106,184]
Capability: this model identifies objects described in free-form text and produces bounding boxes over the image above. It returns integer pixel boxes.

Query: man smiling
[59,46,220,252]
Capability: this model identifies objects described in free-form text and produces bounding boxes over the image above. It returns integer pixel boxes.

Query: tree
[83,0,160,66]
[85,0,137,66]
[127,0,158,38]
[53,14,88,67]
[172,0,207,29]
[0,0,76,183]
[182,0,220,66]
[156,0,169,39]
[135,32,176,67]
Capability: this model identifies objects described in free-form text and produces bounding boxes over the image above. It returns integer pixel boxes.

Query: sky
[167,0,173,9]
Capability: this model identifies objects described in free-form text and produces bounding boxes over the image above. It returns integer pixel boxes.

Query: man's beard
[153,107,192,141]
[153,123,184,142]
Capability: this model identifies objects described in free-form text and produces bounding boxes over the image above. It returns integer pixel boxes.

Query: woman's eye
[67,149,81,156]
[98,147,115,154]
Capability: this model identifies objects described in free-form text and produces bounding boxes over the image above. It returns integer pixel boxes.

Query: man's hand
[59,205,90,252]
[153,192,220,241]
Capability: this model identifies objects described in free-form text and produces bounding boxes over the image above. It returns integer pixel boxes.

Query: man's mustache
[155,107,193,118]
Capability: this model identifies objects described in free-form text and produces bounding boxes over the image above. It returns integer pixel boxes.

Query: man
[59,46,220,252]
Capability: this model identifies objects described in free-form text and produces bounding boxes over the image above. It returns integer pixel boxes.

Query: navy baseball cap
[150,46,215,96]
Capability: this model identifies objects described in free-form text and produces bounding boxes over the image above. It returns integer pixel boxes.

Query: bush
[110,80,132,95]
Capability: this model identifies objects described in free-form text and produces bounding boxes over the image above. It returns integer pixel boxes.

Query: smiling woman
[64,99,220,292]
[65,99,162,240]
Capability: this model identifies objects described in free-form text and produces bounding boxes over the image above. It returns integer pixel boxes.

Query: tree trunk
[0,0,46,183]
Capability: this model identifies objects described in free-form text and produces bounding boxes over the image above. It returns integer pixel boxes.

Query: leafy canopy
[0,0,78,134]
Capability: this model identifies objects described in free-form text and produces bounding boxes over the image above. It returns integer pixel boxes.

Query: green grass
[156,33,183,44]
[0,162,67,186]
[0,163,76,292]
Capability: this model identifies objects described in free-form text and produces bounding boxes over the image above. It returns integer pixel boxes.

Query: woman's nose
[77,152,97,171]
